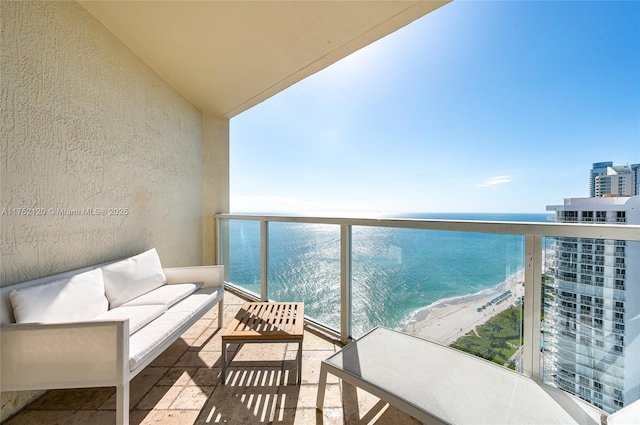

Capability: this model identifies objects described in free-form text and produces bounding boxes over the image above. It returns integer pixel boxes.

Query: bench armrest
[1,320,129,391]
[163,265,224,289]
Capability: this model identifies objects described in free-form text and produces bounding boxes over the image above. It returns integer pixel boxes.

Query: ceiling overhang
[79,0,450,118]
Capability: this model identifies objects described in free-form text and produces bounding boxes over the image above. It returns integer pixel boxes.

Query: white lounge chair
[317,327,604,425]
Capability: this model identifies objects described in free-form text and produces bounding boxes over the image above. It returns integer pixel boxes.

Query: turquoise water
[226,213,552,337]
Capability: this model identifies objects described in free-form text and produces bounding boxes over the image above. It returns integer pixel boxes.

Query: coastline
[402,269,525,346]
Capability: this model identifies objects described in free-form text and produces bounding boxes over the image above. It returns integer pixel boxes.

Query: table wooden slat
[222,302,305,341]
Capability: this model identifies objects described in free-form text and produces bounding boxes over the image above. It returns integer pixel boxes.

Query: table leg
[297,340,303,384]
[316,363,328,410]
[222,340,227,384]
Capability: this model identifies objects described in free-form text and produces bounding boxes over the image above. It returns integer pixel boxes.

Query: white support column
[341,224,352,344]
[260,221,269,301]
[523,234,543,380]
[202,114,230,266]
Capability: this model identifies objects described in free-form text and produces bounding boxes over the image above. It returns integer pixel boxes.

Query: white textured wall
[1,1,206,418]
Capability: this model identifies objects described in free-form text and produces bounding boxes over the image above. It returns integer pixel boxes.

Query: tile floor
[4,291,420,425]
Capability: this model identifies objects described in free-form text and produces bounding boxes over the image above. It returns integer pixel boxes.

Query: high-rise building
[589,161,640,198]
[545,163,639,413]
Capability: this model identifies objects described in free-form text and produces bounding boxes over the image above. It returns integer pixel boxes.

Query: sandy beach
[403,270,525,346]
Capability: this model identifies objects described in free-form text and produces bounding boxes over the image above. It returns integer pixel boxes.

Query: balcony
[3,290,420,425]
[5,0,640,423]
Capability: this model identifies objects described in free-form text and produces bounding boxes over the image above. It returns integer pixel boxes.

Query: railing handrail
[216,213,640,241]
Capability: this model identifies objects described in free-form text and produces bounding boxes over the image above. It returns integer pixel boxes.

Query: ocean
[226,212,552,337]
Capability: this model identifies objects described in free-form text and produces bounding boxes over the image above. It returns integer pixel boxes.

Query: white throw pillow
[101,248,167,308]
[9,268,108,324]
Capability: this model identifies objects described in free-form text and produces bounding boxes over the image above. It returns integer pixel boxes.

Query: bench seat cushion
[93,304,167,335]
[128,287,222,371]
[120,282,202,309]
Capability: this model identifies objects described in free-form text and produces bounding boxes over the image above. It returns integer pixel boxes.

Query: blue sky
[230,0,640,215]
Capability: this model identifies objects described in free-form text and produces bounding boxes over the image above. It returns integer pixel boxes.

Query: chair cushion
[92,304,167,335]
[120,282,202,308]
[101,248,167,309]
[9,268,108,324]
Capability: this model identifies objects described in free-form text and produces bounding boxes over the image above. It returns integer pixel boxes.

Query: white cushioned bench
[0,249,224,425]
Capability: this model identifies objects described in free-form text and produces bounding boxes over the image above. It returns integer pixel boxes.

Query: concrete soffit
[78,0,450,118]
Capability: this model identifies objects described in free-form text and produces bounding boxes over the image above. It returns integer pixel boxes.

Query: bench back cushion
[9,268,108,323]
[102,248,167,309]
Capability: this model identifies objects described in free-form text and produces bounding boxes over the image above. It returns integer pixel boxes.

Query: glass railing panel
[222,218,261,297]
[351,225,525,371]
[266,222,341,331]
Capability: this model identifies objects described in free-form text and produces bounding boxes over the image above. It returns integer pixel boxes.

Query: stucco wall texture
[1,1,206,417]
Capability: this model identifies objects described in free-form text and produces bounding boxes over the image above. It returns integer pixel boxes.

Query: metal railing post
[523,234,543,380]
[216,217,230,283]
[341,224,352,344]
[260,220,269,301]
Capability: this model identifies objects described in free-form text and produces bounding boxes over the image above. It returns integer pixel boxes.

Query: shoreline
[402,269,525,346]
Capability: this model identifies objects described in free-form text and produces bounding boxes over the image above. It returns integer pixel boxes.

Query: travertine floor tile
[100,367,168,410]
[169,386,215,410]
[130,409,200,425]
[149,339,190,367]
[275,407,344,425]
[27,387,113,410]
[136,385,183,410]
[4,410,80,425]
[156,367,200,386]
[232,341,287,362]
[174,349,222,368]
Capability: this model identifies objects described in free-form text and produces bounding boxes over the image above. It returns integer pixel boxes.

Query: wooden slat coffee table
[221,302,304,384]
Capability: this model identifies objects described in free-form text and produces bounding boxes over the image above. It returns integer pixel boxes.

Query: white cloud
[476,175,512,188]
